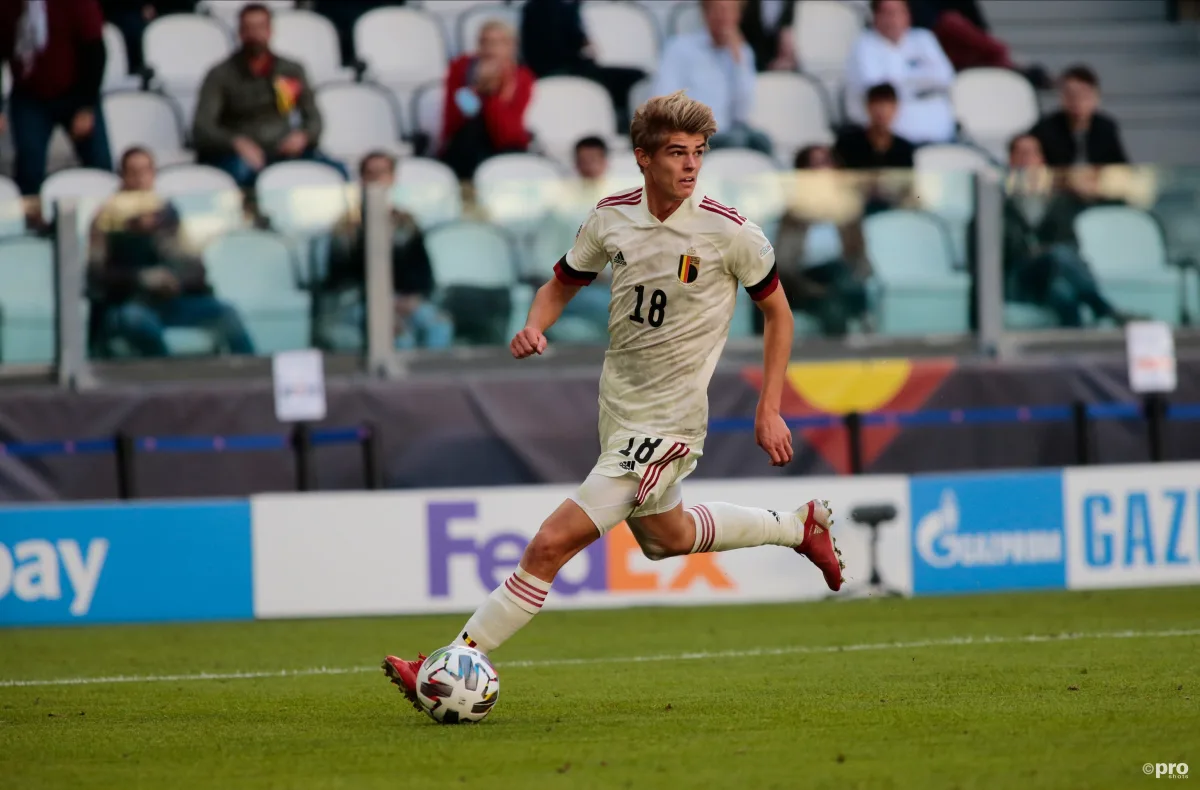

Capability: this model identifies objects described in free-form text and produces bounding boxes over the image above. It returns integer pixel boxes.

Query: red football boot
[382,654,426,711]
[794,499,845,591]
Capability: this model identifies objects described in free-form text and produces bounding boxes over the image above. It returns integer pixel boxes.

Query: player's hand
[755,409,793,467]
[510,327,547,359]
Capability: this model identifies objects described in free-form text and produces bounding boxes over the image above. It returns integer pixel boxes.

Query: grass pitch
[1,587,1198,790]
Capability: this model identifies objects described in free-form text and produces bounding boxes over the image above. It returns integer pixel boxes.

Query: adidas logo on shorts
[618,460,636,472]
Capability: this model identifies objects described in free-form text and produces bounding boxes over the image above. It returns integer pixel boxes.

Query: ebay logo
[427,501,733,597]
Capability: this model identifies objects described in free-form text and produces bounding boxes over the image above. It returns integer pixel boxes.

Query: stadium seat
[456,3,522,56]
[315,82,403,169]
[699,148,785,232]
[474,153,567,232]
[794,0,866,114]
[196,0,295,31]
[410,81,446,156]
[0,175,25,238]
[749,72,834,166]
[355,7,447,89]
[0,236,55,364]
[39,169,121,229]
[627,75,655,118]
[582,2,660,74]
[202,229,311,353]
[668,1,704,36]
[863,210,971,335]
[102,91,191,168]
[143,14,233,125]
[271,10,354,85]
[951,68,1040,162]
[913,143,998,267]
[526,77,618,164]
[424,220,526,344]
[415,0,505,51]
[155,164,244,241]
[257,160,348,233]
[1074,206,1181,324]
[392,157,463,228]
[102,22,140,91]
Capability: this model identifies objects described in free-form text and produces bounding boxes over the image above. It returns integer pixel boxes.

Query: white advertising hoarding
[1064,463,1200,590]
[251,477,912,619]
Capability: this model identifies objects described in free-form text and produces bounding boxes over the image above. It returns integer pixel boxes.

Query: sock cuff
[688,505,716,554]
[501,567,550,614]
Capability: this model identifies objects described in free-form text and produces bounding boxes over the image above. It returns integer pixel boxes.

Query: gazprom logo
[916,490,1063,569]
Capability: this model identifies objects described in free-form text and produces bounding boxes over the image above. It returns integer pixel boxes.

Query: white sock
[452,566,551,654]
[687,502,803,553]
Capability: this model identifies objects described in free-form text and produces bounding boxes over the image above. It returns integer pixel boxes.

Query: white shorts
[570,410,704,535]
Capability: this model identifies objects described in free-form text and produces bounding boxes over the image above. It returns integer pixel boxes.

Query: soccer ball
[415,645,500,724]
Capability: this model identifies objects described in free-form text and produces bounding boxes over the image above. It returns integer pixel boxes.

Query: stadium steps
[982,0,1171,24]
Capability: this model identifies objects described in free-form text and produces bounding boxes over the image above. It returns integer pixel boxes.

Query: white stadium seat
[315,83,403,167]
[424,220,519,287]
[474,153,567,230]
[582,2,660,74]
[271,10,354,84]
[0,236,55,364]
[913,143,998,266]
[155,164,243,240]
[951,68,1040,162]
[699,148,785,229]
[414,0,505,52]
[795,0,866,106]
[457,4,522,56]
[102,91,191,168]
[526,77,617,163]
[143,14,233,125]
[749,72,834,165]
[411,81,446,155]
[355,8,447,88]
[1075,206,1180,323]
[0,175,25,238]
[157,164,238,197]
[392,157,463,228]
[39,168,121,226]
[196,0,296,31]
[864,210,970,335]
[256,160,349,234]
[102,22,140,90]
[202,229,311,353]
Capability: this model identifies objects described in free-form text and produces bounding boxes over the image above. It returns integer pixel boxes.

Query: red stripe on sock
[696,505,716,552]
[504,579,544,609]
[509,574,547,602]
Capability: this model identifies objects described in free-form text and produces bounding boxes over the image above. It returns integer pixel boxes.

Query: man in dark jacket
[192,3,346,186]
[0,0,113,195]
[1030,65,1129,167]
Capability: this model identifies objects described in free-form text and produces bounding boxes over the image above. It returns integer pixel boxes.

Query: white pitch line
[2,628,1198,689]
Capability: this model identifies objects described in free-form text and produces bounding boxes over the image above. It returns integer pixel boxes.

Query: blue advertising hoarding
[910,470,1066,595]
[0,500,252,626]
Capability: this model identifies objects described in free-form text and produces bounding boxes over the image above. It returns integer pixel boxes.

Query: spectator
[845,0,956,145]
[907,0,1051,86]
[99,0,194,74]
[741,0,797,72]
[835,83,916,169]
[772,145,872,336]
[1003,134,1130,327]
[551,136,613,338]
[1030,65,1129,167]
[87,147,255,358]
[326,151,452,350]
[193,3,345,187]
[0,0,113,196]
[519,0,646,129]
[574,135,608,182]
[653,0,771,154]
[441,20,533,181]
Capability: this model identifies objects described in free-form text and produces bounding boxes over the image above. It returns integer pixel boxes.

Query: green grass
[1,587,1198,790]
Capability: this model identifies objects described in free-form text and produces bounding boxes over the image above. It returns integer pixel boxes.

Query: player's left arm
[730,223,794,466]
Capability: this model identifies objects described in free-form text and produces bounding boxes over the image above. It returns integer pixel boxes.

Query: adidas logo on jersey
[611,251,627,267]
[618,459,636,472]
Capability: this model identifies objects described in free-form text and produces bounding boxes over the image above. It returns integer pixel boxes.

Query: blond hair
[630,91,718,155]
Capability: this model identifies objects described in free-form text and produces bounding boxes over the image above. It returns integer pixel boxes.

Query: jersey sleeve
[554,208,608,287]
[728,220,779,301]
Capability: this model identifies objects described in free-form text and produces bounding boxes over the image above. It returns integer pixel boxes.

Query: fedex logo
[427,501,733,598]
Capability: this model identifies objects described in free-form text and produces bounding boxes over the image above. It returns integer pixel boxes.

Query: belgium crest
[678,246,701,284]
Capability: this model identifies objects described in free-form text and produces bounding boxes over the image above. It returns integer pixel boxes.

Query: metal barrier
[0,423,382,499]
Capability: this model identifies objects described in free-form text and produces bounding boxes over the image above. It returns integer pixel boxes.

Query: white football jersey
[554,186,779,443]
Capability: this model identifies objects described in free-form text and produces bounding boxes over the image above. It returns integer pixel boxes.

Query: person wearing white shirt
[653,0,772,154]
[845,0,957,145]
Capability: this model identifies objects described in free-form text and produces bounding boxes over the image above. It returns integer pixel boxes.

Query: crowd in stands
[0,0,1163,360]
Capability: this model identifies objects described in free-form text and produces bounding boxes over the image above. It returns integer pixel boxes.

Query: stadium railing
[2,399,1196,498]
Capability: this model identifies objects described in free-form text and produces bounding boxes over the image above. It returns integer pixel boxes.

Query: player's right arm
[511,209,609,359]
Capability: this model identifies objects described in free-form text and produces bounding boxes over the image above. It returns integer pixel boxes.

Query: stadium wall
[3,355,1200,501]
[3,464,1200,627]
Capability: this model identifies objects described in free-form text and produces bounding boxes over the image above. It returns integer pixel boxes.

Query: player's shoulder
[695,194,748,229]
[594,186,644,211]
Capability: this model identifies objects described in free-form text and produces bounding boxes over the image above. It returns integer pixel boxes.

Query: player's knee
[524,523,577,570]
